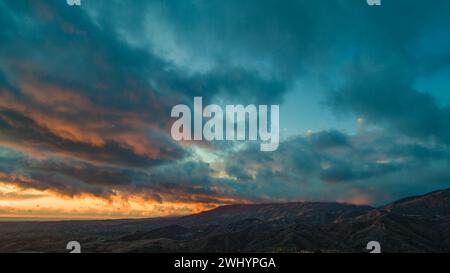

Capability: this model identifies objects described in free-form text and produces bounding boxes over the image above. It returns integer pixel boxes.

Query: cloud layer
[1,0,450,217]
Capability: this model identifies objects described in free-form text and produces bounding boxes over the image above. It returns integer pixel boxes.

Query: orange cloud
[0,76,183,165]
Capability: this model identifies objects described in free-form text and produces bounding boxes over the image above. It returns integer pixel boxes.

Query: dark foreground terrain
[1,188,450,253]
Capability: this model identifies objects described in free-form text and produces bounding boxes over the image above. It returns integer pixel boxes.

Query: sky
[1,0,450,219]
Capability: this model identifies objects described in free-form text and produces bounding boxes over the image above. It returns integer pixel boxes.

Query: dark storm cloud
[322,1,450,145]
[140,0,450,147]
[1,0,450,207]
[329,66,450,145]
[29,160,132,187]
[0,0,287,163]
[116,0,450,147]
[0,149,247,204]
[222,130,450,205]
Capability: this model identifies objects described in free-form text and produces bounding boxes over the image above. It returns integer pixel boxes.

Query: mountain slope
[178,202,373,226]
[381,188,450,217]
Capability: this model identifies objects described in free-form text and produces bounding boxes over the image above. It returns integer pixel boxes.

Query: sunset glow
[0,182,217,220]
